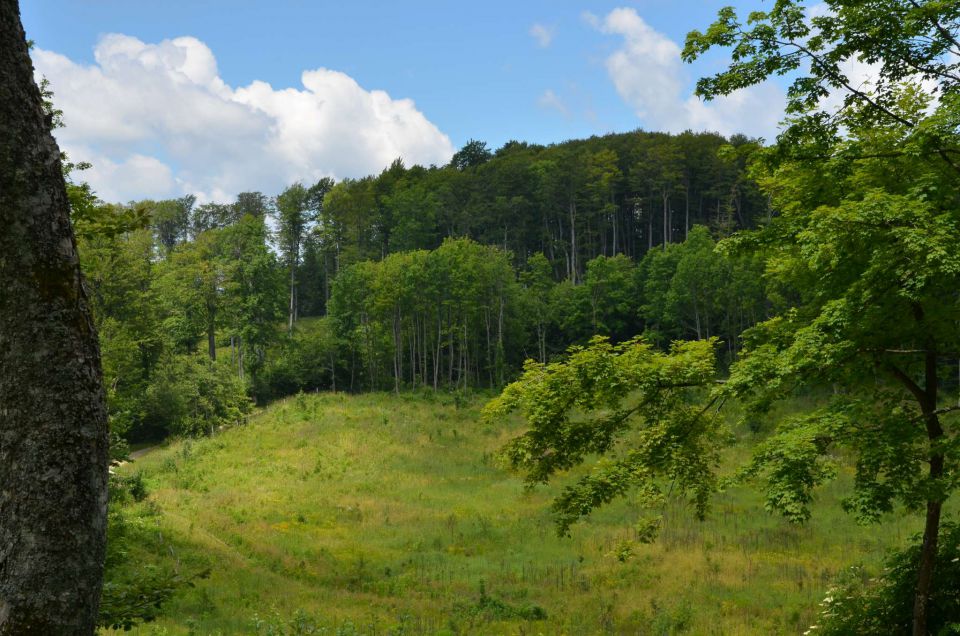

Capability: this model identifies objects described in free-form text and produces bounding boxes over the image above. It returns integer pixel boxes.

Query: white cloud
[75,148,178,202]
[592,8,785,140]
[33,34,455,203]
[806,2,832,20]
[537,89,569,117]
[529,23,555,48]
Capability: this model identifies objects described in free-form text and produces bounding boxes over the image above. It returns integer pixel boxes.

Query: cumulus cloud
[33,34,454,203]
[529,23,555,48]
[591,8,785,140]
[75,148,178,202]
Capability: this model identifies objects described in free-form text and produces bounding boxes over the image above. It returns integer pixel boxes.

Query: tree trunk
[647,205,653,252]
[288,260,296,332]
[497,292,505,386]
[392,307,400,393]
[611,209,618,255]
[434,311,441,390]
[569,201,577,283]
[323,251,330,310]
[913,346,945,636]
[410,318,417,389]
[448,311,455,385]
[662,190,669,250]
[889,332,945,636]
[238,336,245,381]
[329,352,336,392]
[207,304,216,361]
[0,2,109,633]
[913,493,942,636]
[484,308,492,387]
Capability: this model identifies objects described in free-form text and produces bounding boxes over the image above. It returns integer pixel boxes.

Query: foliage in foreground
[682,2,960,632]
[99,472,209,631]
[485,335,722,535]
[815,522,960,635]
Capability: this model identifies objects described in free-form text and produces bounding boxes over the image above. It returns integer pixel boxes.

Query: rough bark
[0,1,109,633]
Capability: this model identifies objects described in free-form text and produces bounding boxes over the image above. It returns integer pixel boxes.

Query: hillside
[112,392,918,635]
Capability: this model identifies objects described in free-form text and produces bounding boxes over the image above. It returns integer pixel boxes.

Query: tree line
[72,129,771,443]
[294,130,766,318]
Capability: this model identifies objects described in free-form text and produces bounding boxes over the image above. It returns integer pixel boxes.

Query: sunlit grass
[113,391,922,635]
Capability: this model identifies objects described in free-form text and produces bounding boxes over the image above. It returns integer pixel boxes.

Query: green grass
[113,391,923,635]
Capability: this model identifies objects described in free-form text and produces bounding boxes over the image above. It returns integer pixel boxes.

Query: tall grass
[113,391,922,635]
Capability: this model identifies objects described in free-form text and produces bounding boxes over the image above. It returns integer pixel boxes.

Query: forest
[76,129,769,447]
[2,0,960,634]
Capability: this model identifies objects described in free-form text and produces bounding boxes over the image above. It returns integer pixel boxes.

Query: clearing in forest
[114,391,918,635]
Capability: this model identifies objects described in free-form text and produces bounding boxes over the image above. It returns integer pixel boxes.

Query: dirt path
[127,444,162,461]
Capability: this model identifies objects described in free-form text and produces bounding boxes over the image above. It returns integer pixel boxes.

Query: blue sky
[20,1,789,202]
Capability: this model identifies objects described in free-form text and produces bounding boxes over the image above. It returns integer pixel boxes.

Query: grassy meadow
[112,391,923,635]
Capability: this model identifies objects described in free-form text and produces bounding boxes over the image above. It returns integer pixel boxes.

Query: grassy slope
[114,392,921,635]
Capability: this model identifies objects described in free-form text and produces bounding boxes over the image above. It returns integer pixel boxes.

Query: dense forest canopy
[71,129,771,445]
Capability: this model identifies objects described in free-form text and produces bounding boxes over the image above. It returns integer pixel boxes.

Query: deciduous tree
[0,1,109,630]
[686,2,960,632]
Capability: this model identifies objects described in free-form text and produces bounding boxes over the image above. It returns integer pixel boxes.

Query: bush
[815,522,960,635]
[142,353,251,438]
[451,580,547,623]
[254,318,343,402]
[100,473,210,631]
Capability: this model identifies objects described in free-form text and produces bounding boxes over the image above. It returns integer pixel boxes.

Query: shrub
[815,522,960,635]
[100,473,209,631]
[254,318,343,402]
[143,353,251,437]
